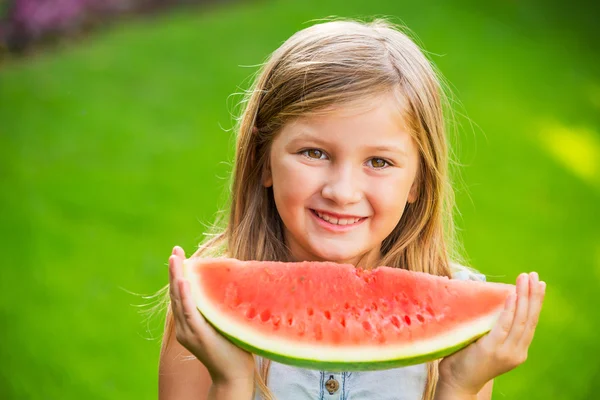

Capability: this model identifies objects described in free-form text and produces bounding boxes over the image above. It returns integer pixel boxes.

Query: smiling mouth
[310,209,365,226]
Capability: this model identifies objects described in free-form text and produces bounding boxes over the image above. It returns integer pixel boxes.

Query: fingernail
[531,271,539,283]
[540,281,546,293]
[519,273,528,284]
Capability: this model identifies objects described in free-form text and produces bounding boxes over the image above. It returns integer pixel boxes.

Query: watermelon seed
[324,310,332,320]
[246,308,257,319]
[404,315,412,325]
[416,314,425,323]
[362,321,372,331]
[272,315,281,328]
[426,306,435,316]
[307,308,314,316]
[260,310,271,322]
[344,302,351,310]
[390,316,401,329]
[339,316,346,328]
[286,314,294,326]
[371,302,378,311]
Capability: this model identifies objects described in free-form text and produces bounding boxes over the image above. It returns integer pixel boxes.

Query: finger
[169,255,188,328]
[173,246,186,259]
[178,278,206,333]
[517,277,546,349]
[479,290,517,348]
[169,255,182,302]
[503,273,531,347]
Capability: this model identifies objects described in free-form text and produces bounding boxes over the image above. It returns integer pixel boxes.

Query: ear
[407,179,418,203]
[262,157,273,188]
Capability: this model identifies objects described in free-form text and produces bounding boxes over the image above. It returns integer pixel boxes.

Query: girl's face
[263,94,420,267]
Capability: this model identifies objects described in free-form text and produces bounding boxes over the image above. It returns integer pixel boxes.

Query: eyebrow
[364,145,408,157]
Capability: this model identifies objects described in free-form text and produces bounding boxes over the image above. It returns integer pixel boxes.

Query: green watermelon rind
[205,313,489,371]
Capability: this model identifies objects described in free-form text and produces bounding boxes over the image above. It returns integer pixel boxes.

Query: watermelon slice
[183,258,514,371]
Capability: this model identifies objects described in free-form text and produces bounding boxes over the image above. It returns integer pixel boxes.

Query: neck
[354,249,381,270]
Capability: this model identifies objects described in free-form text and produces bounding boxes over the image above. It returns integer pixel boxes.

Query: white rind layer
[183,260,502,364]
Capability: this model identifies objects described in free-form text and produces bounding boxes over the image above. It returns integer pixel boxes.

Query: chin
[308,243,362,265]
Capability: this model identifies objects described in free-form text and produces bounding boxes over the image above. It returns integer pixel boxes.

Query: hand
[438,272,546,395]
[168,246,255,385]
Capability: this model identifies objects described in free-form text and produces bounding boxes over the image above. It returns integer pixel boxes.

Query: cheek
[272,162,319,213]
[369,178,411,227]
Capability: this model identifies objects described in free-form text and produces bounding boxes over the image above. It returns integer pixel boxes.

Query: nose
[321,163,362,205]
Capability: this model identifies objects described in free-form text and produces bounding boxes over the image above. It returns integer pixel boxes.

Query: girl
[159,19,546,400]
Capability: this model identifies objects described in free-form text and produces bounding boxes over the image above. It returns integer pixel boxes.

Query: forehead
[278,94,415,149]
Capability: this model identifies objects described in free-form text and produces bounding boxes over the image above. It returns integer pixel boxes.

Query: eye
[302,149,327,160]
[368,158,390,169]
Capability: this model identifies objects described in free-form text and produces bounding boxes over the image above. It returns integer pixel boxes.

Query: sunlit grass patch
[538,121,600,189]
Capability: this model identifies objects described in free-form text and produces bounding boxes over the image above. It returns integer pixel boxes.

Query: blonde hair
[161,17,462,400]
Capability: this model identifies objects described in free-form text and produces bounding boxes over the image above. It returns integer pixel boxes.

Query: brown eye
[304,149,325,159]
[369,158,388,169]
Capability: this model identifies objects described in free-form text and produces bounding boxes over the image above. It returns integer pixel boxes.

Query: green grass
[1,1,599,399]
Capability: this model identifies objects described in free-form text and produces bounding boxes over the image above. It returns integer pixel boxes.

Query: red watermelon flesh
[184,258,514,371]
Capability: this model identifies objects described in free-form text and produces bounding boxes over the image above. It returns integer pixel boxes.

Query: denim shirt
[254,267,486,400]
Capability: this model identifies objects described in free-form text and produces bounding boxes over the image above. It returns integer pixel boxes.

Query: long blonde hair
[161,18,462,400]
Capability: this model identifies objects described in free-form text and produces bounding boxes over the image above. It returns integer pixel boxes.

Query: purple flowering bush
[1,0,184,52]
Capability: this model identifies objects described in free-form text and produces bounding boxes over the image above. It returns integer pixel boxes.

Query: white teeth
[315,211,361,225]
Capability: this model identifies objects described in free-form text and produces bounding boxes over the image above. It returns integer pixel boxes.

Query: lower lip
[309,209,366,232]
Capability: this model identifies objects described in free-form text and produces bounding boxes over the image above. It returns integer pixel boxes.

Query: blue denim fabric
[255,267,486,400]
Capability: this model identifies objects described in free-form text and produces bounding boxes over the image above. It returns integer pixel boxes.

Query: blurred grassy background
[1,0,598,399]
